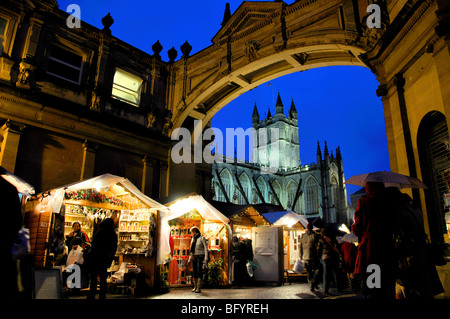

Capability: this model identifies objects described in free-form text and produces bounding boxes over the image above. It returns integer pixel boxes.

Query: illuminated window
[112,68,143,106]
[47,44,83,84]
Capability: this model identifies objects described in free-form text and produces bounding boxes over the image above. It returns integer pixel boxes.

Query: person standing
[87,218,117,300]
[352,181,395,299]
[188,227,209,293]
[317,226,340,294]
[299,223,319,291]
[65,221,90,252]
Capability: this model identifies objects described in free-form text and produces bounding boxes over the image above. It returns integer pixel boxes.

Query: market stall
[24,174,168,294]
[159,193,232,288]
[264,211,308,270]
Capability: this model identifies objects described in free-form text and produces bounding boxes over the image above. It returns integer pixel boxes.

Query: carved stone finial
[101,13,114,34]
[152,40,163,59]
[168,46,178,62]
[180,41,192,58]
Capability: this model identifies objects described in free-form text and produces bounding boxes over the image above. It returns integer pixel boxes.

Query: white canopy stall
[159,194,232,287]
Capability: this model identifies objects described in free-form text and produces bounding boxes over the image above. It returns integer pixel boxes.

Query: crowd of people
[299,181,444,299]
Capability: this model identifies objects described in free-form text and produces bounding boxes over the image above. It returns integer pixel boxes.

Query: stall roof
[264,211,308,229]
[38,174,167,213]
[158,193,232,266]
[210,201,271,227]
[1,167,35,196]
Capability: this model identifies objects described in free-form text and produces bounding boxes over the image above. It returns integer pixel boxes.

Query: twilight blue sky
[56,0,390,200]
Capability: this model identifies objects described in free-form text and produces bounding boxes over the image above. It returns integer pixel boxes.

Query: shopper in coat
[65,221,90,252]
[352,181,395,299]
[299,223,319,291]
[86,218,117,300]
[188,226,209,293]
[317,226,340,294]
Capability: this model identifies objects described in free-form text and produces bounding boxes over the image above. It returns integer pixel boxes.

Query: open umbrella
[344,171,427,189]
[342,233,358,244]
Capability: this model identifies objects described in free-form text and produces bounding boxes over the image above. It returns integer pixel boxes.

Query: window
[305,177,319,214]
[112,68,143,106]
[218,170,232,202]
[256,177,266,203]
[238,173,250,205]
[271,180,281,205]
[47,44,83,84]
[288,181,300,213]
[0,17,7,56]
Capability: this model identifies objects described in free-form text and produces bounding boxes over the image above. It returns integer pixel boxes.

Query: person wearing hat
[188,226,209,293]
[299,223,320,291]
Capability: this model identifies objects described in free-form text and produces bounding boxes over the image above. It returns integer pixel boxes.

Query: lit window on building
[47,44,83,84]
[112,68,143,106]
[0,16,8,56]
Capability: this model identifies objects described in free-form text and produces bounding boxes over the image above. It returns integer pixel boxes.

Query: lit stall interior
[163,194,231,287]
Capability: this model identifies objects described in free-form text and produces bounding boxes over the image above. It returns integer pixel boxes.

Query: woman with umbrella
[351,181,396,299]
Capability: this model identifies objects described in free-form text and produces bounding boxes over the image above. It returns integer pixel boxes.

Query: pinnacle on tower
[336,146,342,161]
[316,141,322,163]
[267,107,272,119]
[275,92,284,116]
[221,3,232,26]
[289,98,297,119]
[252,102,260,127]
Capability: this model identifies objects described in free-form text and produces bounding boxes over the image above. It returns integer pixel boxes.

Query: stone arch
[168,0,373,132]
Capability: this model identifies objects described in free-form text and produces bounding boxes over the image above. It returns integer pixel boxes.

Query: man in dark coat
[299,223,319,291]
[87,218,117,299]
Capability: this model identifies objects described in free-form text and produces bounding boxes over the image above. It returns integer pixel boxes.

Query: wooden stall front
[24,174,166,294]
[163,194,232,288]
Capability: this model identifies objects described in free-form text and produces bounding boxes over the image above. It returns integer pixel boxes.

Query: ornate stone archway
[167,0,374,132]
[167,0,450,256]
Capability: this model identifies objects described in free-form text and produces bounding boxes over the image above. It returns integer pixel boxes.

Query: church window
[305,177,319,214]
[256,177,266,203]
[112,68,143,106]
[47,44,83,84]
[287,181,300,213]
[271,180,281,205]
[238,173,250,204]
[331,175,339,210]
[218,170,232,202]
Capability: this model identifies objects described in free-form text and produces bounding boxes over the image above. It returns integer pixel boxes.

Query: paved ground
[69,281,360,300]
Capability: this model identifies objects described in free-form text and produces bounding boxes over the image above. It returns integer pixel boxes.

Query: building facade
[212,93,351,225]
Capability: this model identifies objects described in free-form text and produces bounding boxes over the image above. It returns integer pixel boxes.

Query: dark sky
[56,0,391,201]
